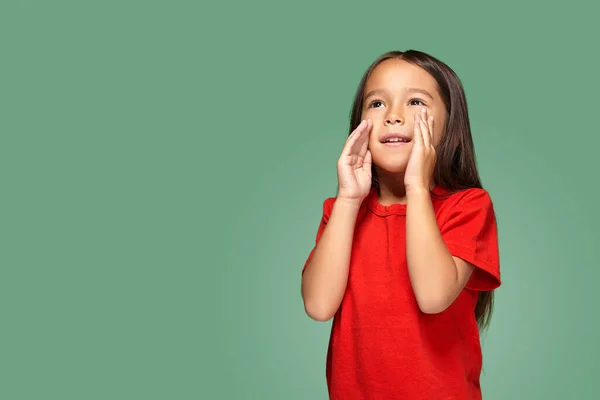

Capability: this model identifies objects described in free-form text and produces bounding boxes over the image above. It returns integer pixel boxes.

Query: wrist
[335,196,363,209]
[406,186,430,197]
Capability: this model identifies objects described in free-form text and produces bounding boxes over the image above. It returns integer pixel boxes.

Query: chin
[372,155,408,174]
[373,161,408,175]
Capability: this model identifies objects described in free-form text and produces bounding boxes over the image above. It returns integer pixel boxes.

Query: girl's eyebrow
[364,88,434,100]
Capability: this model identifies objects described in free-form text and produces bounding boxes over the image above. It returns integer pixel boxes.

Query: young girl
[301,50,501,399]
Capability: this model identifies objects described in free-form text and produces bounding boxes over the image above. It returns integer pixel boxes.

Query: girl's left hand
[404,107,437,193]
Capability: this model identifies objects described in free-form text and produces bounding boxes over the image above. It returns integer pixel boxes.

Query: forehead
[365,59,439,98]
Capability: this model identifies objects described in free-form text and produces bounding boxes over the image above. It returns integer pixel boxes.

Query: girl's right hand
[337,119,373,203]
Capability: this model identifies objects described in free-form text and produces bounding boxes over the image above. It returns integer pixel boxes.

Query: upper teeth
[386,138,407,142]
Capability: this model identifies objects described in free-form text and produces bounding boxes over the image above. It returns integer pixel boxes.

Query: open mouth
[380,133,412,144]
[383,138,410,143]
[382,138,411,146]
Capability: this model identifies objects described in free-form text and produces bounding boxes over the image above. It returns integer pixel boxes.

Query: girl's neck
[376,174,435,206]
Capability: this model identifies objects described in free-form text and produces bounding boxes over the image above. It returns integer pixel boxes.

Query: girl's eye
[369,100,384,108]
[368,98,426,108]
[409,98,425,106]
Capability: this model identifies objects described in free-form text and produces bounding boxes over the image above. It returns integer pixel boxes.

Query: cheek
[368,136,377,149]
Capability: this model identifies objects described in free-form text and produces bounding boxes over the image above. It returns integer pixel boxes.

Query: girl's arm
[406,188,476,314]
[301,197,361,321]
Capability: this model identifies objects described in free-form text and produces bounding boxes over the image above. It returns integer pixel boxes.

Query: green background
[2,1,598,399]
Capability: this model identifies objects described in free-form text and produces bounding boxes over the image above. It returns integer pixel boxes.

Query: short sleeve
[440,189,501,291]
[302,197,335,275]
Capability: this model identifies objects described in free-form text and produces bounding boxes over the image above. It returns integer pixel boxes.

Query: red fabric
[302,186,501,399]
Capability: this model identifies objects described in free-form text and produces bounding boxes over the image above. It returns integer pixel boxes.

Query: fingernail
[421,107,426,113]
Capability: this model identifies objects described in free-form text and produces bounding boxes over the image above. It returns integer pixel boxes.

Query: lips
[380,132,412,143]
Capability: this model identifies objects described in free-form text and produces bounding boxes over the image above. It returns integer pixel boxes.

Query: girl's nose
[385,114,403,125]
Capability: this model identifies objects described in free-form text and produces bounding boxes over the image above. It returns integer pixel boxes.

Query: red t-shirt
[302,185,501,399]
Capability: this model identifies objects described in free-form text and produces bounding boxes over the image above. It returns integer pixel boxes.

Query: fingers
[357,120,371,158]
[342,120,366,156]
[414,113,424,147]
[415,108,434,148]
[363,149,372,169]
[420,108,429,147]
[420,108,430,147]
[342,119,371,158]
[428,114,434,146]
[423,107,433,145]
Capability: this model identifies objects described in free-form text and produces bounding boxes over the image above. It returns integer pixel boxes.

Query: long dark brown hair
[348,49,495,331]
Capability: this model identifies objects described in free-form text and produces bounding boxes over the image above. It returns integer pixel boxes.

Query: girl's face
[361,58,447,174]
